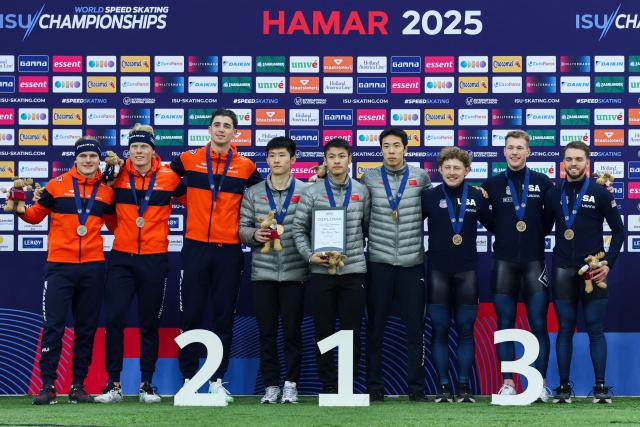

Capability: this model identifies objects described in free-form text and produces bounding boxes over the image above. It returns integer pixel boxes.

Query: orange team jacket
[110,156,186,255]
[20,166,115,264]
[170,143,262,244]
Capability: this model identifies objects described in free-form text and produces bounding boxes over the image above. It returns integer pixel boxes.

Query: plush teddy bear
[578,251,608,293]
[2,177,37,214]
[256,211,283,253]
[102,150,122,185]
[324,251,347,275]
[312,163,328,180]
[594,172,614,187]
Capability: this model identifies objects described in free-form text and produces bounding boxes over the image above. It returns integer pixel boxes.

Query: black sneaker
[32,385,57,405]
[408,391,428,402]
[456,384,475,403]
[370,390,384,402]
[435,384,453,403]
[69,384,94,404]
[553,383,572,404]
[592,384,612,404]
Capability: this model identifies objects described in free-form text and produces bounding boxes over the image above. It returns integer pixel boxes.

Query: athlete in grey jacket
[292,137,370,393]
[361,128,432,402]
[239,137,307,404]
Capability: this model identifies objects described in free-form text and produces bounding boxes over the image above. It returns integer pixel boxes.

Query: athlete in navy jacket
[544,141,624,404]
[421,147,492,403]
[481,130,553,401]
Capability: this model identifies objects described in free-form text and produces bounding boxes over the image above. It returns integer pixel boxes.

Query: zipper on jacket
[207,154,221,243]
[393,171,400,265]
[137,174,146,255]
[78,179,87,263]
[276,188,283,282]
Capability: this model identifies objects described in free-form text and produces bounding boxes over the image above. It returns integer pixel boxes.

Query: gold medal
[276,224,284,235]
[136,217,145,228]
[452,234,463,246]
[77,225,88,236]
[516,220,527,232]
[564,228,575,240]
[391,210,399,222]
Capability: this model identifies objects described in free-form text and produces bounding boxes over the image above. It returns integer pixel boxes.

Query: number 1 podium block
[317,330,370,407]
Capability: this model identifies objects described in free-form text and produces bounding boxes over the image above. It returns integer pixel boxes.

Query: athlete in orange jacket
[170,108,262,401]
[95,125,186,405]
[20,138,114,405]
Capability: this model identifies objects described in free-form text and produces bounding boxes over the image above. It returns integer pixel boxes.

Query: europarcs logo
[576,3,640,40]
[0,4,168,40]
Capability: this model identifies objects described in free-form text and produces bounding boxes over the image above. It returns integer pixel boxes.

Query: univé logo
[289,56,319,73]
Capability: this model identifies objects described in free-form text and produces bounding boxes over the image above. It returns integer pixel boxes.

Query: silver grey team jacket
[361,164,432,267]
[239,175,308,282]
[292,176,370,275]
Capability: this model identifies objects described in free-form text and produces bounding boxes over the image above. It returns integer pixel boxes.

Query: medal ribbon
[324,176,352,209]
[561,178,590,230]
[129,172,156,218]
[505,167,530,222]
[441,182,469,236]
[205,143,233,207]
[265,177,296,224]
[72,177,100,227]
[381,166,410,212]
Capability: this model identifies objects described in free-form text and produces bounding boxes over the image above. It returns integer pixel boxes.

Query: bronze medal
[516,220,527,232]
[136,217,145,228]
[564,228,575,240]
[452,234,463,246]
[77,225,88,236]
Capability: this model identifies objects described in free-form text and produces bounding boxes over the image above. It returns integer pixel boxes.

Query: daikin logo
[576,3,640,41]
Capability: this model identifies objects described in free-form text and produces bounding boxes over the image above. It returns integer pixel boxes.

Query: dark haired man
[239,137,307,404]
[545,141,623,404]
[170,108,262,402]
[361,127,432,402]
[292,138,370,393]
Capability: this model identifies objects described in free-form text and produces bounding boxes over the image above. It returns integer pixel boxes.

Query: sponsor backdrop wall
[1,0,640,396]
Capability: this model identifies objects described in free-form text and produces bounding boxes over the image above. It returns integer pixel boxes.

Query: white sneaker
[281,381,298,404]
[537,386,551,403]
[497,383,516,396]
[209,379,234,403]
[94,382,123,404]
[261,386,280,404]
[139,382,161,404]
